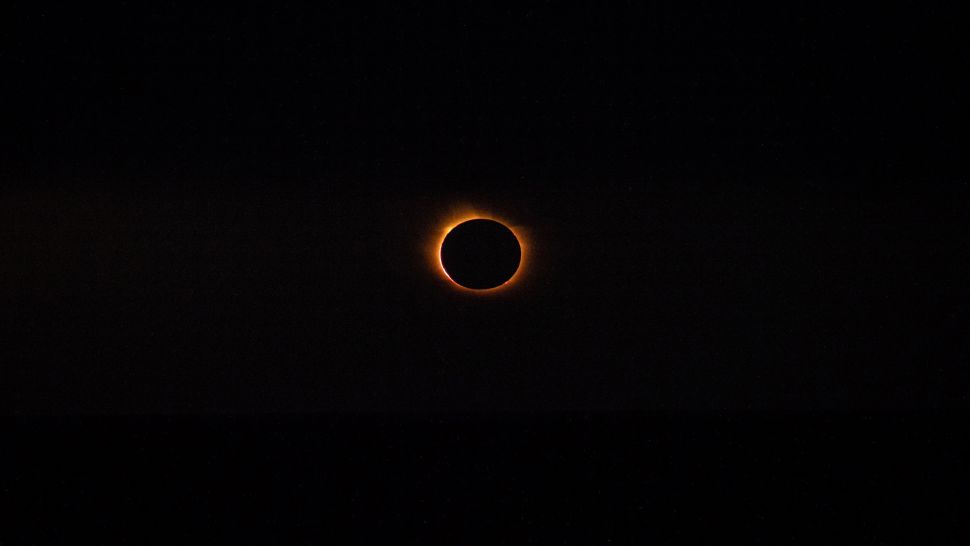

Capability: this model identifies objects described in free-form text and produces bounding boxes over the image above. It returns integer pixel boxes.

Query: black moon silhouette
[440,219,521,290]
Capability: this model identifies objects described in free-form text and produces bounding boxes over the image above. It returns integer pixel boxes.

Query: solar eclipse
[431,208,528,293]
[440,219,521,290]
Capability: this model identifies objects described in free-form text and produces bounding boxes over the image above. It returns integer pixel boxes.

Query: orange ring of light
[428,205,529,295]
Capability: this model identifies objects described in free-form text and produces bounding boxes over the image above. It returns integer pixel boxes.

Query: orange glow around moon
[428,205,530,295]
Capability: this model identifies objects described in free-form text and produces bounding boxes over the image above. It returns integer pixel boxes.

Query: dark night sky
[2,1,968,542]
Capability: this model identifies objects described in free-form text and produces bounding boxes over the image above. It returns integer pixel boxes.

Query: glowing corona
[428,205,529,294]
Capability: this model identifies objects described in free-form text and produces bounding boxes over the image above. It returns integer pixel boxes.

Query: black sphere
[440,219,521,289]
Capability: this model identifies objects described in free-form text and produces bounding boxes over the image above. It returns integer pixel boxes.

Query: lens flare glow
[428,205,529,294]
